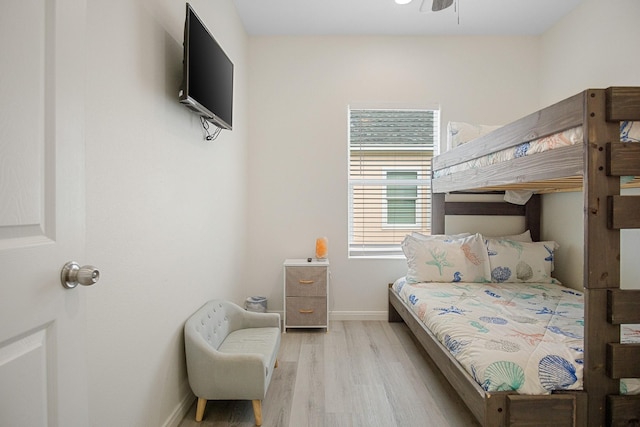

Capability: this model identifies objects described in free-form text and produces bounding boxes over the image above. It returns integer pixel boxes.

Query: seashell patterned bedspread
[392,277,640,395]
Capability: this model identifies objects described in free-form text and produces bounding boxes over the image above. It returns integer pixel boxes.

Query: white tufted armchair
[184,300,281,425]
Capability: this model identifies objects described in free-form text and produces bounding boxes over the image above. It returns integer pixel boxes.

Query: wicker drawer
[285,297,327,327]
[285,266,327,297]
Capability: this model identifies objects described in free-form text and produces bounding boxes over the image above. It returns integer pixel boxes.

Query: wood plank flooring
[179,320,480,427]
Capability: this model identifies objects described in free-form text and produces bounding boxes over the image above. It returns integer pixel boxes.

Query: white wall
[84,0,248,425]
[246,36,541,316]
[539,0,640,107]
[538,0,640,290]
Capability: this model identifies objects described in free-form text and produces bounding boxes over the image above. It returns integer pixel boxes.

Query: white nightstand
[283,259,329,331]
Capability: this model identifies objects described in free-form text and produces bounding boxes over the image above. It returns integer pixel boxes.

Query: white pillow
[402,233,491,284]
[484,230,533,243]
[486,239,560,283]
[447,121,502,150]
[410,231,471,241]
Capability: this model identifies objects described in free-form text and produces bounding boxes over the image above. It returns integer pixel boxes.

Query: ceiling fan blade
[432,0,454,11]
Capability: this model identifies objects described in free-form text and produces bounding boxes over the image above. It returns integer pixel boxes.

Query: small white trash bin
[245,296,267,313]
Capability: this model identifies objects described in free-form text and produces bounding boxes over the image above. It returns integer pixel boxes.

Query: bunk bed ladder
[605,87,640,427]
[586,87,640,427]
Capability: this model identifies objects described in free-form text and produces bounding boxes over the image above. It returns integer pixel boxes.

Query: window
[385,170,419,226]
[348,107,438,258]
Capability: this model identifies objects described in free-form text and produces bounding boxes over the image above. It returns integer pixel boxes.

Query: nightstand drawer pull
[299,280,314,284]
[299,309,314,314]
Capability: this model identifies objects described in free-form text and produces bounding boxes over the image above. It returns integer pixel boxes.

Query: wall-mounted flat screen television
[179,3,233,130]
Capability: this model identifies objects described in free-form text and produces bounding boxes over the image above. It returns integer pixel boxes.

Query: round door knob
[61,261,100,289]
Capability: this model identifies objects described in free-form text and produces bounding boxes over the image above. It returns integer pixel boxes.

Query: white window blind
[348,108,438,258]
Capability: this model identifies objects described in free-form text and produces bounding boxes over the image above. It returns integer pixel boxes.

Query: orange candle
[315,237,328,259]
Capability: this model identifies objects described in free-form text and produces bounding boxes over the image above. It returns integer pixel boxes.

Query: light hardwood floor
[179,320,480,427]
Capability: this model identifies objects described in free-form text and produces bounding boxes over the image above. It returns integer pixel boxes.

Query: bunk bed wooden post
[582,89,622,427]
[431,192,445,235]
[524,194,541,242]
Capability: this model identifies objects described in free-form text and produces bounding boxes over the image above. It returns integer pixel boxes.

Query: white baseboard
[269,310,388,322]
[162,392,195,427]
[330,311,388,321]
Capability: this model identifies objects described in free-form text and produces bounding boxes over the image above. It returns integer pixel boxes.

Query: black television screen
[179,3,233,130]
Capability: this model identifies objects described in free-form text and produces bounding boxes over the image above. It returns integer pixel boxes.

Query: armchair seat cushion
[219,327,280,377]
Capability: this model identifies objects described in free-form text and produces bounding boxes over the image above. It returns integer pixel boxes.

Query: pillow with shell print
[485,239,560,284]
[401,233,491,284]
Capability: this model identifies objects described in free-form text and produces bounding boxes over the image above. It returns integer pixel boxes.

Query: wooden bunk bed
[388,87,640,427]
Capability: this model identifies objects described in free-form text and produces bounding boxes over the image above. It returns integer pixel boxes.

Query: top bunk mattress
[435,121,639,180]
[432,88,640,193]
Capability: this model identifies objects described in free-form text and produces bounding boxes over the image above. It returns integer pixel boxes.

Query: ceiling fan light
[395,0,412,5]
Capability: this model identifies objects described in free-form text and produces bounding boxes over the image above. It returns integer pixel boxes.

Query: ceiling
[233,0,585,36]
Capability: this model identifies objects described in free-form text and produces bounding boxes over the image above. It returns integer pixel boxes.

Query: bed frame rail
[505,393,587,427]
[605,87,640,121]
[606,143,640,176]
[433,92,585,172]
[607,290,640,324]
[607,395,640,427]
[431,193,541,241]
[607,196,640,229]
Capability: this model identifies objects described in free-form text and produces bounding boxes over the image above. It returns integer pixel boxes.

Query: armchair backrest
[185,300,246,350]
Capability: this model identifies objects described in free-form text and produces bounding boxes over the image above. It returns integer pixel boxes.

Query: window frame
[383,168,421,228]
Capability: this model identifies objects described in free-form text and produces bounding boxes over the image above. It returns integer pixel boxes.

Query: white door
[0,0,90,426]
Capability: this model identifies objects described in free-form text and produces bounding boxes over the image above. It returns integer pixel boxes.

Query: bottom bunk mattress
[392,277,640,395]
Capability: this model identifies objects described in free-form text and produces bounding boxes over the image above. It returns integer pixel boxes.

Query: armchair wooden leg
[252,399,263,426]
[195,397,207,422]
[275,359,278,368]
